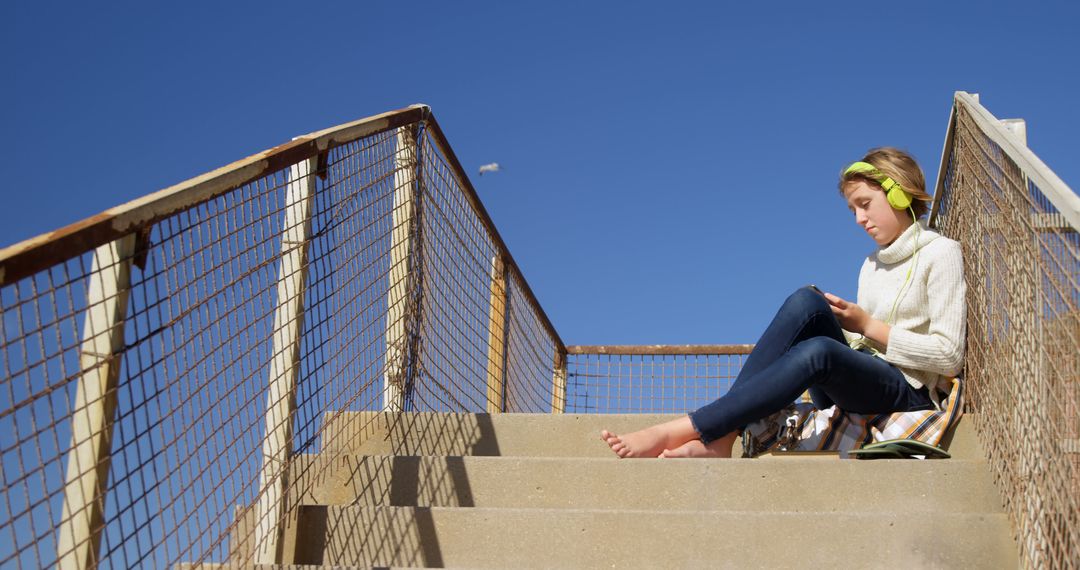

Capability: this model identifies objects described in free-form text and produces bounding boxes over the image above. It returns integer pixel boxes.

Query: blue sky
[6,1,1079,345]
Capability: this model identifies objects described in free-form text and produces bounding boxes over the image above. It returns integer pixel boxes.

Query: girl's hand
[823,292,870,334]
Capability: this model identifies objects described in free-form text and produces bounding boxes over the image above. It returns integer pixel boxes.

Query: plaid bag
[741,377,964,458]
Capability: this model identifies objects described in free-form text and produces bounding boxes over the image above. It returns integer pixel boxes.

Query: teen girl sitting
[601,147,966,458]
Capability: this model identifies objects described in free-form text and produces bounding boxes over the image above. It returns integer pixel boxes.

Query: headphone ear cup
[887,187,913,210]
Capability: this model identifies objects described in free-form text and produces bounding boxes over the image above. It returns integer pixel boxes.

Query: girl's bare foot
[659,437,733,458]
[600,417,699,458]
[600,427,665,458]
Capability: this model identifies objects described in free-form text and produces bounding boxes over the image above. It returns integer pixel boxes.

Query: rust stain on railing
[0,107,425,287]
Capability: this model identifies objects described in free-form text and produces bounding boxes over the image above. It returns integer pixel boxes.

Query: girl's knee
[791,337,844,371]
[783,286,830,316]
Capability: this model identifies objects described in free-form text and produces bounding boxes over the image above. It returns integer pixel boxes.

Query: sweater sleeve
[883,242,967,377]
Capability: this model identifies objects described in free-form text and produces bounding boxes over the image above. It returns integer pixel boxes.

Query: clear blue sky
[5,1,1079,345]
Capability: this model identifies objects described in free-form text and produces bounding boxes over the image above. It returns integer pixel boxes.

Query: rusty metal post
[254,156,316,564]
[486,255,509,413]
[551,350,568,414]
[57,235,136,570]
[383,125,422,412]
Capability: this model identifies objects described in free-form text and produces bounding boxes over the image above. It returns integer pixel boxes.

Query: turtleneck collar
[876,218,940,264]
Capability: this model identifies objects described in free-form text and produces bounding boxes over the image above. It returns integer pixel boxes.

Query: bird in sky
[478,162,501,176]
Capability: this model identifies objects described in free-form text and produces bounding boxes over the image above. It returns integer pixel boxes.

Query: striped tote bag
[741,378,964,458]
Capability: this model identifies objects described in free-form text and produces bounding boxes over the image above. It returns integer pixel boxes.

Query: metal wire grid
[1,169,294,568]
[399,127,559,415]
[2,253,93,568]
[503,274,559,413]
[0,113,564,568]
[291,132,403,454]
[119,174,293,568]
[405,127,499,413]
[564,350,750,414]
[934,103,1079,569]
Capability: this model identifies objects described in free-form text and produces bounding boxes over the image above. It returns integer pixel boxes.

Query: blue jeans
[688,286,933,443]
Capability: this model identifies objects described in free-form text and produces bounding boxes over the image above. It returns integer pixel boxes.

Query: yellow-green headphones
[844,161,913,210]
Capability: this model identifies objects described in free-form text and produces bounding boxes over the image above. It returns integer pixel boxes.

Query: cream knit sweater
[842,219,967,396]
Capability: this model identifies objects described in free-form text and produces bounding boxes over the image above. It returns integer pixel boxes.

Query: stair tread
[307,504,1017,568]
[321,411,985,459]
[288,452,1003,513]
[332,503,1012,516]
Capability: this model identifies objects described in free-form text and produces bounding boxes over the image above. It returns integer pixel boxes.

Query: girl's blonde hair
[838,147,933,218]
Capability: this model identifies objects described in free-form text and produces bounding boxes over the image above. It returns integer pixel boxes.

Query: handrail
[0,106,425,286]
[928,100,957,225]
[561,345,753,414]
[0,104,564,351]
[931,91,1080,230]
[927,90,1080,568]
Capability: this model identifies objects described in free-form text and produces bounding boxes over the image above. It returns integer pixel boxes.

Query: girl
[602,147,966,458]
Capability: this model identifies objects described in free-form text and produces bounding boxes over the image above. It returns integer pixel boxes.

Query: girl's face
[843,179,913,246]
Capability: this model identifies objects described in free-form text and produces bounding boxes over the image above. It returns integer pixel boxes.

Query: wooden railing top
[930,91,1080,231]
[0,104,565,351]
[0,105,425,285]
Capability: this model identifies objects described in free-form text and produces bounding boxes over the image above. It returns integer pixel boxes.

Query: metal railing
[2,92,1078,568]
[0,105,566,568]
[930,91,1079,569]
[564,345,751,413]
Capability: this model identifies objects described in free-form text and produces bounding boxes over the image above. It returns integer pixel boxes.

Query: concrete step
[322,411,985,459]
[302,505,1017,568]
[288,454,1004,514]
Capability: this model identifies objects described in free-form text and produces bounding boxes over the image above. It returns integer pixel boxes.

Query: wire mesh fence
[932,92,1079,569]
[564,346,752,414]
[3,93,1078,568]
[0,106,564,568]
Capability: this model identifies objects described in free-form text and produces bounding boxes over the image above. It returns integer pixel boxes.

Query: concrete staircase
[210,412,1019,568]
